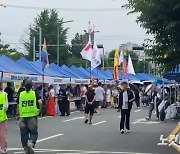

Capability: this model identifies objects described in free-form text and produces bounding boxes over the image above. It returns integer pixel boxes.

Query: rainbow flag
[41,38,49,70]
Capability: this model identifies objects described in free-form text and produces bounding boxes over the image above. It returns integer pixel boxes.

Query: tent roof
[61,65,82,78]
[17,57,42,75]
[0,55,35,74]
[86,67,110,79]
[69,65,89,79]
[31,61,67,77]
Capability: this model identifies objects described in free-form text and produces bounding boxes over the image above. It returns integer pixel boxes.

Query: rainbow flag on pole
[41,38,49,70]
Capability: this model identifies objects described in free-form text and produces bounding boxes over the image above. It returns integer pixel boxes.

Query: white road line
[36,134,63,143]
[71,111,80,114]
[38,116,52,120]
[63,116,84,122]
[92,121,107,126]
[9,148,157,154]
[132,118,160,125]
[134,109,142,113]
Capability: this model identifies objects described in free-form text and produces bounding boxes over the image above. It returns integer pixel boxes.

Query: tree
[124,0,180,73]
[24,9,69,65]
[70,33,84,58]
[0,44,24,60]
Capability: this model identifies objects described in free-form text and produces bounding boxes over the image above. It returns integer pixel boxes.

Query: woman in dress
[46,85,56,116]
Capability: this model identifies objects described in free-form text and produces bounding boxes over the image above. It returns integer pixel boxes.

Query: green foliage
[124,0,180,73]
[0,44,24,60]
[70,33,84,58]
[67,56,87,68]
[24,9,69,65]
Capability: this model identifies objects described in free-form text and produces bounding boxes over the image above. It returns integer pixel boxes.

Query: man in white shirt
[94,82,105,114]
[119,81,135,134]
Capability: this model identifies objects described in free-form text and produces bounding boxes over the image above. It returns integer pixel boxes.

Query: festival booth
[61,65,89,84]
[163,66,180,119]
[17,58,70,84]
[0,55,41,82]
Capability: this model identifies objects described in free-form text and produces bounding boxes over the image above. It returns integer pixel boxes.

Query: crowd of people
[0,79,179,154]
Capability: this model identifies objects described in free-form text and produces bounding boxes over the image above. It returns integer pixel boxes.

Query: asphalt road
[6,107,179,154]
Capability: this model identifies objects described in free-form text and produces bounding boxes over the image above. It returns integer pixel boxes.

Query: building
[119,42,145,60]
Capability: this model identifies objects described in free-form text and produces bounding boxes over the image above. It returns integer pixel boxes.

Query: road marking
[134,109,142,113]
[63,116,84,122]
[8,148,157,154]
[38,116,52,120]
[36,134,64,143]
[71,111,80,114]
[132,118,160,125]
[92,121,107,126]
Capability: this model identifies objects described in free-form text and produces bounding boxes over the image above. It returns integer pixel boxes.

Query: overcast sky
[0,0,151,53]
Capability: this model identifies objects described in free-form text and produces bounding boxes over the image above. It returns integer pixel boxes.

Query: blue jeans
[19,117,38,148]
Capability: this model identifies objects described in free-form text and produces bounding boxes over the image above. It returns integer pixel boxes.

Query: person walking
[80,84,87,111]
[119,81,135,134]
[146,85,161,121]
[84,84,96,124]
[17,79,42,154]
[106,85,111,108]
[94,82,105,114]
[0,82,8,154]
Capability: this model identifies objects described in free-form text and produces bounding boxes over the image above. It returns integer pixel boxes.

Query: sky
[0,0,152,54]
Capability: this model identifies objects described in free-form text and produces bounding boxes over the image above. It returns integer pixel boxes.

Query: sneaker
[120,129,124,134]
[146,117,150,121]
[24,147,29,154]
[89,122,92,124]
[27,140,34,154]
[84,119,88,124]
[97,110,100,115]
[126,129,130,133]
[1,149,7,154]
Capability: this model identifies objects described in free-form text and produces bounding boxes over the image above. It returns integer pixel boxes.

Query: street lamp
[57,20,74,65]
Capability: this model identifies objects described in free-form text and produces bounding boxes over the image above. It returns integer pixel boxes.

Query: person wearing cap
[17,79,42,154]
[119,81,135,134]
[0,82,8,154]
[84,84,96,124]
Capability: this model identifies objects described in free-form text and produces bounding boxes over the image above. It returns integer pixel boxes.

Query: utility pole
[57,25,60,66]
[57,20,73,65]
[39,27,42,61]
[33,36,36,61]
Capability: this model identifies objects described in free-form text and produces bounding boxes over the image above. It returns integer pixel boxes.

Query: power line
[0,4,127,12]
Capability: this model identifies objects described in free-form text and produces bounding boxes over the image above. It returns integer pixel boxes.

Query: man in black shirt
[5,82,14,116]
[84,84,96,124]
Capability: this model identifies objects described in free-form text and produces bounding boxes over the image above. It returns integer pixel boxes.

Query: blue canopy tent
[49,63,72,78]
[134,73,152,81]
[100,70,113,80]
[78,67,91,78]
[0,55,35,74]
[31,61,68,78]
[163,65,180,83]
[61,65,82,78]
[17,57,42,75]
[118,72,138,81]
[69,65,89,79]
[86,67,109,80]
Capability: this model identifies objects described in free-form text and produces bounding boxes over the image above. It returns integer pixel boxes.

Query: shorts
[95,101,103,108]
[81,97,86,105]
[85,104,94,116]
